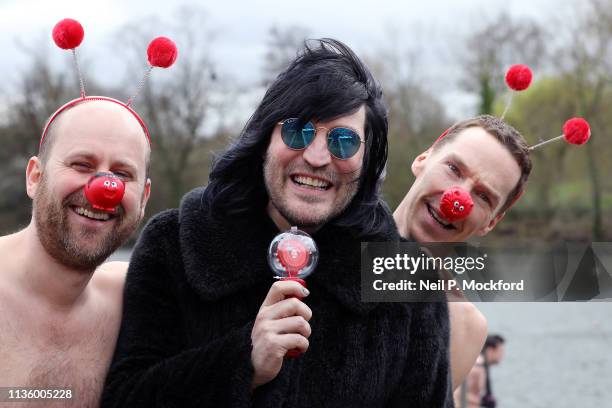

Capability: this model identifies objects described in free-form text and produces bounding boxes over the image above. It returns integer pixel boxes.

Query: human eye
[71,162,93,172]
[447,162,460,177]
[113,170,132,180]
[477,191,491,204]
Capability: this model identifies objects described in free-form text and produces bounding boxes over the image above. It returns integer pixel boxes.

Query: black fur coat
[101,187,453,407]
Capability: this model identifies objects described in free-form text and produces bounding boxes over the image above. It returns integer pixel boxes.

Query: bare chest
[0,300,120,407]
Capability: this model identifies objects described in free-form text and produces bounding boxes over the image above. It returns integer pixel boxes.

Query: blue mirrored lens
[328,128,361,159]
[281,119,315,149]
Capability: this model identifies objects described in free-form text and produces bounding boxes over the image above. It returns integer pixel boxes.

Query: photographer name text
[372,279,525,292]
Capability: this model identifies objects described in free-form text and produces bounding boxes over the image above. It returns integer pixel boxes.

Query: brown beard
[33,173,142,272]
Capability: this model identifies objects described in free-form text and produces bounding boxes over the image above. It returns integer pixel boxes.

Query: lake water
[477,302,612,407]
[109,248,612,406]
[107,248,132,262]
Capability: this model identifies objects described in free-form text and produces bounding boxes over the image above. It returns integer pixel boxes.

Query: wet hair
[203,38,391,238]
[483,334,506,351]
[434,115,532,214]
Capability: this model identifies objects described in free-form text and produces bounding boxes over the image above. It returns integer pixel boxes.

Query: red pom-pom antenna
[563,117,591,145]
[52,18,84,50]
[505,64,533,91]
[147,37,178,68]
[127,36,178,106]
[530,117,591,150]
[501,64,533,119]
[53,18,86,97]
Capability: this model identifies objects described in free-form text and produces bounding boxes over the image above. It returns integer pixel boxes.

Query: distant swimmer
[457,334,506,408]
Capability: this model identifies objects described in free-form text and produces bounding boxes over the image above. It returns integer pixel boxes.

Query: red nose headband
[41,18,178,149]
[440,187,474,223]
[84,173,125,213]
[430,64,591,213]
[40,96,151,147]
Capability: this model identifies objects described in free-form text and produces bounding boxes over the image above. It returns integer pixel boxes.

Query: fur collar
[178,187,399,314]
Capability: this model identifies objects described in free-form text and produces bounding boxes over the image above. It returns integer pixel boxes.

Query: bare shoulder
[0,231,21,256]
[0,235,9,269]
[0,231,27,280]
[449,302,489,387]
[449,301,488,342]
[92,261,128,301]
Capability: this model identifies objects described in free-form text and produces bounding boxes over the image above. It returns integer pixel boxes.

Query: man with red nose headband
[0,99,152,407]
[0,17,174,406]
[393,114,532,393]
[395,115,531,244]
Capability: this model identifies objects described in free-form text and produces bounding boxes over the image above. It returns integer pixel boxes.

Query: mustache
[284,163,362,184]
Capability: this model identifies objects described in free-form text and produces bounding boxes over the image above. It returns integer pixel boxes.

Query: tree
[459,12,547,115]
[0,40,103,233]
[552,0,612,239]
[261,25,311,86]
[366,26,451,208]
[504,77,579,228]
[117,6,226,211]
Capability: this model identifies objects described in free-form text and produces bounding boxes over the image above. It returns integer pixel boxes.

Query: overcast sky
[0,0,570,121]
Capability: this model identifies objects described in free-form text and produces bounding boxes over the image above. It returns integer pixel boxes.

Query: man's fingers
[272,316,312,338]
[260,280,309,308]
[261,297,312,321]
[276,333,310,354]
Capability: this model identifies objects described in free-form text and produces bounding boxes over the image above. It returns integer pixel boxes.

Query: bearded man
[0,100,151,407]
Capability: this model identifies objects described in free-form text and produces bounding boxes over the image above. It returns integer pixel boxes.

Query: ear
[476,211,506,236]
[25,157,43,199]
[411,149,431,177]
[139,178,152,219]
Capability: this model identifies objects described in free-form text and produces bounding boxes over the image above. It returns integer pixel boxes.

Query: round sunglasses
[278,118,364,160]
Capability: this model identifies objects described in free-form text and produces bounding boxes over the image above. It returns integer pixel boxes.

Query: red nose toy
[84,173,125,212]
[277,237,310,286]
[268,227,319,358]
[439,187,474,223]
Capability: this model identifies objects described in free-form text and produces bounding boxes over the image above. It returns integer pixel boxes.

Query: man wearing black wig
[102,39,453,407]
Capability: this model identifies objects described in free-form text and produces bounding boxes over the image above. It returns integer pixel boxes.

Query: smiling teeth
[293,176,330,189]
[74,207,110,221]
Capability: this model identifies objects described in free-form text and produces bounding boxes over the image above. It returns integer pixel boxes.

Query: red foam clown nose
[84,173,125,212]
[439,187,474,223]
